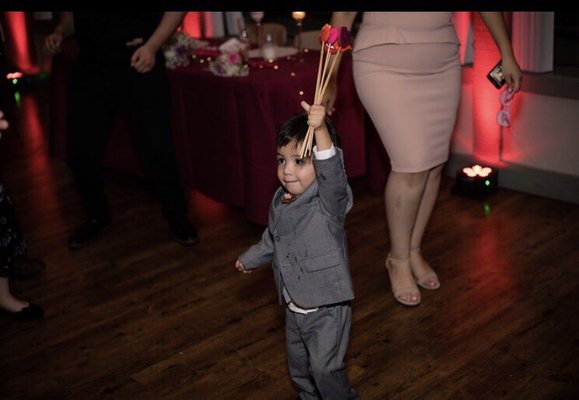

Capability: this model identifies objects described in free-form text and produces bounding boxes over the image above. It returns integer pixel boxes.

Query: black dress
[0,183,26,278]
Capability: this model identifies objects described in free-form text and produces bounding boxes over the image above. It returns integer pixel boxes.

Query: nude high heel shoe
[385,254,421,306]
[410,248,440,290]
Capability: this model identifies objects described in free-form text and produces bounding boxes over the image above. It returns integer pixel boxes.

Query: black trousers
[67,60,187,224]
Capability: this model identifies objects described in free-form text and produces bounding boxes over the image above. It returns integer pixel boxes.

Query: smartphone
[487,60,506,89]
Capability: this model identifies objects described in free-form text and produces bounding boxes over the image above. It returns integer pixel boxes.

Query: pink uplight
[462,164,493,178]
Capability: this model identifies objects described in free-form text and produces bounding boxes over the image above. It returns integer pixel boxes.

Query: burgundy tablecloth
[49,41,387,225]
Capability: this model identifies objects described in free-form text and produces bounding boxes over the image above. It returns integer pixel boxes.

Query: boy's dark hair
[277,111,340,149]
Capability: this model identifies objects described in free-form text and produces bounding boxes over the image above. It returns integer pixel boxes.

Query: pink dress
[352,12,461,172]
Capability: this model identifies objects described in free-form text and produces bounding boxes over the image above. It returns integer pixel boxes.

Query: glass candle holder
[250,11,265,47]
[291,11,306,52]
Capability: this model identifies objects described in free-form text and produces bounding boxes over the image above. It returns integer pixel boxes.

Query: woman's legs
[0,276,43,319]
[386,169,430,258]
[385,164,443,303]
[384,169,429,305]
[409,164,443,289]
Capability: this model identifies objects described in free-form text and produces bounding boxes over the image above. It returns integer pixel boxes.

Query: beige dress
[352,12,461,172]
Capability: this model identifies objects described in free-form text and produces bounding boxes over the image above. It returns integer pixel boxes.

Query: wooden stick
[300,44,336,158]
[319,47,342,101]
[313,43,326,104]
[300,43,327,158]
[307,124,315,156]
[299,126,313,157]
[316,45,333,103]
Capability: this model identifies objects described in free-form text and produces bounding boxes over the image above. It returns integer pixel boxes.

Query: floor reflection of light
[4,12,39,74]
[18,93,65,229]
[438,201,521,345]
[13,91,21,107]
[483,203,491,216]
[189,189,231,225]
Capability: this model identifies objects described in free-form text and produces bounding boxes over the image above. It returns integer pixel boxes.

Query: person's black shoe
[12,255,46,279]
[8,303,44,320]
[169,219,199,246]
[68,218,111,249]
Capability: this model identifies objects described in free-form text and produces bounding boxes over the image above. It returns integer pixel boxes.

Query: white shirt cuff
[313,144,336,160]
[287,301,319,314]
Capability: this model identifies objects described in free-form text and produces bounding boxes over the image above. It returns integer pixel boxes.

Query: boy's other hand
[235,259,251,274]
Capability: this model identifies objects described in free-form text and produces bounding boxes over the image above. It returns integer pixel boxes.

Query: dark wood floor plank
[0,84,578,400]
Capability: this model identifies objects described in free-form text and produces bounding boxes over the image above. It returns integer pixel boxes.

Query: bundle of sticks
[299,24,352,159]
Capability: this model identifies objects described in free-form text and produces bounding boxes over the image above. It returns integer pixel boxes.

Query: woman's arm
[322,12,358,114]
[53,11,75,38]
[480,12,523,92]
[130,12,186,73]
[143,12,186,54]
[43,12,74,54]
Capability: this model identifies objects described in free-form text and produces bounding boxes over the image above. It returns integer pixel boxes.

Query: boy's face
[276,140,316,196]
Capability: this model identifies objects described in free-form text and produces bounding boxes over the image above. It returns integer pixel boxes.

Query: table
[50,40,387,225]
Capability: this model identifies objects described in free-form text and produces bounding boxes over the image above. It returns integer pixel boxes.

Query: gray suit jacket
[238,148,355,308]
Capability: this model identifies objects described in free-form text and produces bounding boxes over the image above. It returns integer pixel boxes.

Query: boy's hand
[301,101,332,151]
[301,101,326,131]
[235,259,251,274]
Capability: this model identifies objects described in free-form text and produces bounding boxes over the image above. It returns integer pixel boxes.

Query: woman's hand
[130,44,156,73]
[44,33,64,55]
[0,109,8,131]
[501,56,523,93]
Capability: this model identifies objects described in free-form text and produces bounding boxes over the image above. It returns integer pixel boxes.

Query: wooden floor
[1,81,578,400]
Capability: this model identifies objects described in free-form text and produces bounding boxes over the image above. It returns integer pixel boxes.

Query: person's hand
[321,78,338,116]
[0,109,8,140]
[130,43,156,73]
[235,259,251,274]
[0,109,8,131]
[44,33,64,55]
[501,56,523,93]
[301,101,327,131]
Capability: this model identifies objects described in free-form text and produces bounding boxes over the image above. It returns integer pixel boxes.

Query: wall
[449,69,579,204]
[445,12,579,205]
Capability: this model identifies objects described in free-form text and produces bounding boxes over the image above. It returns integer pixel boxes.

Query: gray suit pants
[286,303,359,400]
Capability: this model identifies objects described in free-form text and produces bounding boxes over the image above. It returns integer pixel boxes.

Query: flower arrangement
[163,31,207,69]
[299,24,353,158]
[209,51,249,78]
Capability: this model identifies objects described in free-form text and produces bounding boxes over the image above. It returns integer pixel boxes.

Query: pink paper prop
[338,27,352,52]
[323,27,341,54]
[299,25,353,158]
[327,27,339,44]
[319,24,331,43]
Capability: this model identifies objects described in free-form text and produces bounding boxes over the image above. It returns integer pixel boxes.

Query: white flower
[209,52,249,77]
[163,31,207,69]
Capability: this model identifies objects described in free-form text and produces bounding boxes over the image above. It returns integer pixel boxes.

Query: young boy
[235,101,358,399]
